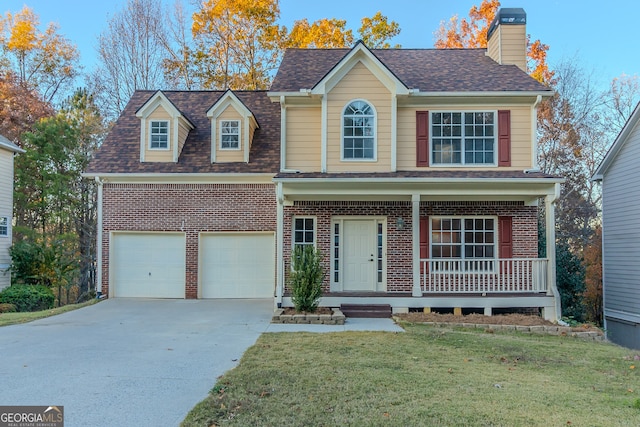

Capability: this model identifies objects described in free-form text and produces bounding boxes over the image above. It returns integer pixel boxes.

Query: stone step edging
[399,319,605,341]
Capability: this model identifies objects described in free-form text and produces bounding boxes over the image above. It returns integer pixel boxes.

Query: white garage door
[111,233,185,298]
[200,233,275,298]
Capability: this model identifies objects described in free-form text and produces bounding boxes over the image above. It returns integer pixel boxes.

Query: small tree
[289,245,324,312]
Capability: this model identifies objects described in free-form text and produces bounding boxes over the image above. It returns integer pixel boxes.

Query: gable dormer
[207,90,259,163]
[135,91,194,163]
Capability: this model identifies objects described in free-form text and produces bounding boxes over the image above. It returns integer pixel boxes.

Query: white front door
[343,220,377,291]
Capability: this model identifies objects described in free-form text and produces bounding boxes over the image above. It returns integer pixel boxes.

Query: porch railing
[420,258,548,293]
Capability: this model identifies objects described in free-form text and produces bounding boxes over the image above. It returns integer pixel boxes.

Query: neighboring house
[593,102,640,349]
[85,8,564,320]
[0,134,25,290]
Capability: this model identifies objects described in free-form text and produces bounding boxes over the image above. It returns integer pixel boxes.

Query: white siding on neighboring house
[0,149,14,289]
[601,117,640,317]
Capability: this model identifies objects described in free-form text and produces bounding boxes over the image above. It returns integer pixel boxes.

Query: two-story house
[85,8,563,321]
[0,134,25,289]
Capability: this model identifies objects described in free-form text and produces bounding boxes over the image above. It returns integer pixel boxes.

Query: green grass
[0,299,99,326]
[183,323,640,426]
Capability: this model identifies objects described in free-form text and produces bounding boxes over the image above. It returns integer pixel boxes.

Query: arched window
[342,100,375,160]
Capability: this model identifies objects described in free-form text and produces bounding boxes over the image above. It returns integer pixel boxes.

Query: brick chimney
[486,8,527,72]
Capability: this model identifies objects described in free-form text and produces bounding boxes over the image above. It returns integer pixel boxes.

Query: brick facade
[101,183,276,298]
[283,200,538,294]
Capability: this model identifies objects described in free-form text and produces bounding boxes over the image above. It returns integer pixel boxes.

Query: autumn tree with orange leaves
[434,0,552,84]
[0,6,79,102]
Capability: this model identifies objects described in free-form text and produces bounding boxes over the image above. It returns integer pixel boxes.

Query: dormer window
[150,120,169,150]
[220,120,240,150]
[342,100,376,161]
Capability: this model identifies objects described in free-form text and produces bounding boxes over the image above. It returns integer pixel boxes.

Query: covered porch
[274,171,563,321]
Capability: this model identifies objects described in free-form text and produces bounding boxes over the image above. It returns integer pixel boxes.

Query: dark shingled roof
[270,48,551,93]
[86,90,280,174]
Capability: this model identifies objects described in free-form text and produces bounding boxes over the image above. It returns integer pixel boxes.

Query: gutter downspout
[532,95,542,170]
[94,176,104,298]
[275,182,284,308]
[546,182,561,321]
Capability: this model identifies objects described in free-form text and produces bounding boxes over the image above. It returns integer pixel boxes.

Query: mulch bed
[282,307,333,315]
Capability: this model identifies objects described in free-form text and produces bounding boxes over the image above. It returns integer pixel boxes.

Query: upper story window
[0,217,8,237]
[342,100,375,160]
[432,112,495,165]
[220,120,240,150]
[149,120,169,150]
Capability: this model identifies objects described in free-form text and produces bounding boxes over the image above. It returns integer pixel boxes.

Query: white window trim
[219,119,241,151]
[341,99,378,162]
[429,216,498,260]
[0,216,9,238]
[429,110,497,167]
[148,120,170,151]
[292,216,317,250]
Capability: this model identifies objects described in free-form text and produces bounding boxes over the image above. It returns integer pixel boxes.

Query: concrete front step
[340,304,392,318]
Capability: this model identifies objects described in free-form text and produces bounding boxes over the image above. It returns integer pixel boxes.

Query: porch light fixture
[396,217,405,230]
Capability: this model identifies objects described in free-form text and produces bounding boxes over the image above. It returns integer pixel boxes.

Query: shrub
[289,245,325,312]
[0,303,16,313]
[0,284,55,312]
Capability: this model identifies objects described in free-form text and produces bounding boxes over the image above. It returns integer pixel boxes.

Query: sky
[3,0,639,90]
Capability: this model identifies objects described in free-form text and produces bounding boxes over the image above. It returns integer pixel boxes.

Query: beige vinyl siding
[487,31,500,64]
[144,105,173,162]
[487,25,527,71]
[326,61,392,172]
[215,106,244,163]
[286,107,321,172]
[601,118,640,315]
[397,105,532,171]
[0,149,14,289]
[249,125,256,150]
[177,120,190,156]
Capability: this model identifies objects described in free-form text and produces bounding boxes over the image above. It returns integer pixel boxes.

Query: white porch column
[95,177,103,296]
[412,193,421,297]
[545,183,561,319]
[275,182,284,308]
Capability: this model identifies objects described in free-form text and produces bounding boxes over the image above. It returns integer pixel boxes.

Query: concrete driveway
[0,298,274,426]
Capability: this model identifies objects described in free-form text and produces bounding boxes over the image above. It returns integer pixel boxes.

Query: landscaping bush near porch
[289,245,324,312]
[183,324,640,426]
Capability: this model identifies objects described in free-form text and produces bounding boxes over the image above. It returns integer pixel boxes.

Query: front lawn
[183,323,640,426]
[0,299,98,326]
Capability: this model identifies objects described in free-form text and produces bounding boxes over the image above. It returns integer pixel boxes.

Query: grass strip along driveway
[183,323,640,426]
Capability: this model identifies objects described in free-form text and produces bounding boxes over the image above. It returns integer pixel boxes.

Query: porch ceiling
[275,173,562,204]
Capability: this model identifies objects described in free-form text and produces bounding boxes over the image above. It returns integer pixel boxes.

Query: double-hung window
[293,217,315,253]
[431,217,495,270]
[432,112,495,165]
[150,120,169,149]
[0,217,8,237]
[220,120,240,150]
[343,100,375,160]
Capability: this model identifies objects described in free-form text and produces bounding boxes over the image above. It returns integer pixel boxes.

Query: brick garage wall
[283,200,538,294]
[101,183,276,298]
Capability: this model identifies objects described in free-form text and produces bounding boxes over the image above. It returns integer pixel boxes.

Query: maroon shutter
[416,111,429,167]
[498,216,513,259]
[498,110,511,167]
[420,217,429,273]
